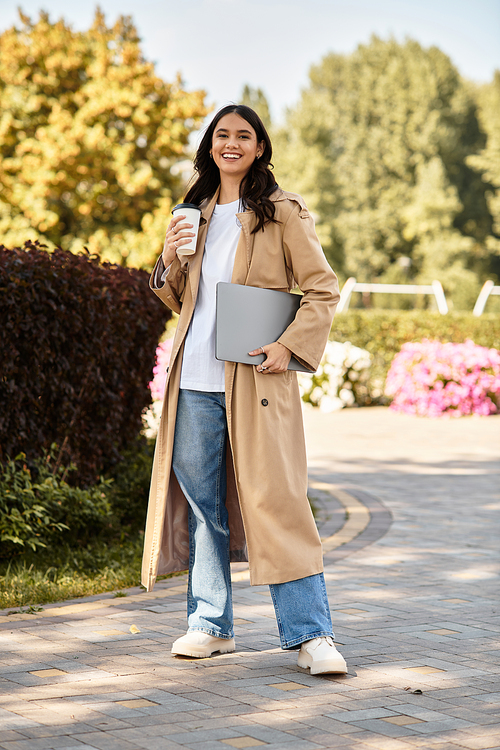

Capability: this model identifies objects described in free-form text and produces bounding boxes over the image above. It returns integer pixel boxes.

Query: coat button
[261,399,268,406]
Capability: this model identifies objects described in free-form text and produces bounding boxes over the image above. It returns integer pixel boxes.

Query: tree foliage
[274,37,497,309]
[468,72,500,258]
[0,9,208,268]
[240,84,272,131]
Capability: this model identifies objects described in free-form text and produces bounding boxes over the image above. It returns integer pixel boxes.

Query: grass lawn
[0,534,183,611]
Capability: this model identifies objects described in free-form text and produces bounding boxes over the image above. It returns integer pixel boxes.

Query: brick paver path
[1,406,499,749]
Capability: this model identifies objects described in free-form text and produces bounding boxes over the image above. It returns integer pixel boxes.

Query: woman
[142,104,346,675]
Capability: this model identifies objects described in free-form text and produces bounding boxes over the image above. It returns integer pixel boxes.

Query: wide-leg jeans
[172,388,334,649]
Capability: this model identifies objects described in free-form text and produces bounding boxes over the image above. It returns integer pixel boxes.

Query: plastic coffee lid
[172,203,201,212]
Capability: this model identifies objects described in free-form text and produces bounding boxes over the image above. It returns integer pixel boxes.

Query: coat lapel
[232,211,256,284]
[232,188,286,285]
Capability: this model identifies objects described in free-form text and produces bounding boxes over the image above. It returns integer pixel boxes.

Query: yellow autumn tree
[0,9,208,267]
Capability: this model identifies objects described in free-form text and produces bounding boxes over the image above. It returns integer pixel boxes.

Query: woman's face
[210,113,264,182]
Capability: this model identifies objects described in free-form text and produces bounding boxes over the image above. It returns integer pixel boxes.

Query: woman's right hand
[162,214,195,266]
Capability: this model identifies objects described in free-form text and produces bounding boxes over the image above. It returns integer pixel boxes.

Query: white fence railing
[473,280,500,316]
[337,277,449,314]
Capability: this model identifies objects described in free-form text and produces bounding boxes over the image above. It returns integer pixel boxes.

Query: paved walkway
[1,407,499,750]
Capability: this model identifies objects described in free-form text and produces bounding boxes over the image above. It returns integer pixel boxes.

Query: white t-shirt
[180,199,241,392]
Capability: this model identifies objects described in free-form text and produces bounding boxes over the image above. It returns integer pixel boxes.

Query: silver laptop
[215,282,313,372]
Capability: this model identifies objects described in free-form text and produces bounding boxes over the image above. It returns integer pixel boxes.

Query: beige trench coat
[141,188,340,591]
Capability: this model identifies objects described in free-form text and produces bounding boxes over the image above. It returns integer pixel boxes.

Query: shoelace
[307,636,335,649]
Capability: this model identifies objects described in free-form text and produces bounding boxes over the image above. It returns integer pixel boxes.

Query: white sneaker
[171,631,235,658]
[297,636,348,675]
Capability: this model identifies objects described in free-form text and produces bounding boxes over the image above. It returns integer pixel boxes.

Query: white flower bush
[298,341,372,412]
[142,399,163,439]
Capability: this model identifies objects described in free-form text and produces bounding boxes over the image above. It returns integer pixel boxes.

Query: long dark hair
[184,104,279,233]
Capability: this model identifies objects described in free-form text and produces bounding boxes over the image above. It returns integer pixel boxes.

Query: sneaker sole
[171,638,236,658]
[297,653,348,675]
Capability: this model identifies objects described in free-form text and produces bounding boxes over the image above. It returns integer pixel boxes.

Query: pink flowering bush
[149,340,173,401]
[385,339,500,417]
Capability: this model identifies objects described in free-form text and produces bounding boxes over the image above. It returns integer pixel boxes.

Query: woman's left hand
[249,342,292,373]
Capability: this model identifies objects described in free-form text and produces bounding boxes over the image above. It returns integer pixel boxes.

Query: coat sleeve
[149,250,187,315]
[277,201,340,371]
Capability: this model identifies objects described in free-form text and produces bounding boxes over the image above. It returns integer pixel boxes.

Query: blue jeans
[172,389,334,649]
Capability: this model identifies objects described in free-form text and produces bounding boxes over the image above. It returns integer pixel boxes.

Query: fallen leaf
[129,625,141,634]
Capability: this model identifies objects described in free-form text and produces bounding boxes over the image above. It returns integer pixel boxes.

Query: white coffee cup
[171,203,202,256]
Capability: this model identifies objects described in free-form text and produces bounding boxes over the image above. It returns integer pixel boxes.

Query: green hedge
[0,437,154,561]
[331,310,500,403]
[0,452,112,558]
[0,241,170,484]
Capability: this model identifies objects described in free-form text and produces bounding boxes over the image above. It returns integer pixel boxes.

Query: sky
[1,0,499,124]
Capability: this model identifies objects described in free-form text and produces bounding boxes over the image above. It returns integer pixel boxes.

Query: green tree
[468,72,500,271]
[240,84,272,130]
[0,9,208,267]
[274,37,493,309]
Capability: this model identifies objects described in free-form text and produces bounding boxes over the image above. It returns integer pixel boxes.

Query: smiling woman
[182,104,278,234]
[142,104,346,676]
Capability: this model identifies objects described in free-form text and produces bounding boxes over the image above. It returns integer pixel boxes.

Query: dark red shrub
[0,241,170,484]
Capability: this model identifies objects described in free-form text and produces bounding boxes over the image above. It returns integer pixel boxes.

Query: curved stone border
[0,582,190,623]
[233,481,392,583]
[309,481,371,552]
[311,480,393,562]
